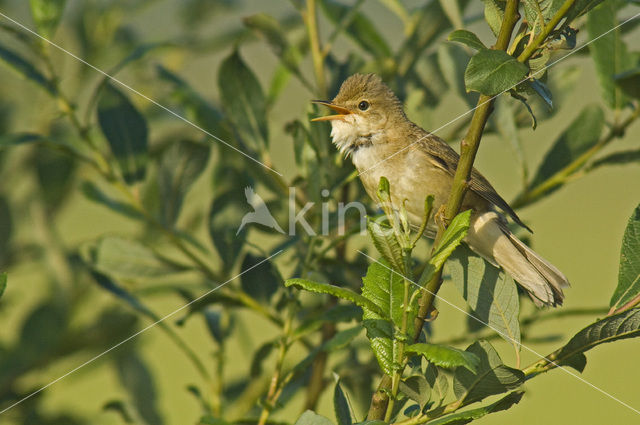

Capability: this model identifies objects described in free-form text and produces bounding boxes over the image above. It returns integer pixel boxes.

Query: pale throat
[330,114,381,159]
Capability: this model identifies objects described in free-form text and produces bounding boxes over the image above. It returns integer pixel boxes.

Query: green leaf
[34,147,76,211]
[528,79,553,109]
[610,204,640,311]
[407,343,481,373]
[103,400,136,423]
[367,219,405,273]
[97,83,149,184]
[465,49,529,96]
[319,0,391,59]
[399,375,430,409]
[83,236,189,280]
[614,67,640,100]
[559,353,587,373]
[0,272,6,300]
[509,91,537,129]
[586,2,633,109]
[88,271,154,318]
[292,305,361,340]
[529,104,604,190]
[362,261,406,329]
[420,210,471,285]
[209,184,252,272]
[285,278,386,318]
[250,341,275,377]
[115,351,164,425]
[589,149,640,171]
[323,326,363,352]
[426,363,449,406]
[377,0,410,24]
[29,0,67,38]
[428,391,524,425]
[187,384,212,414]
[438,0,464,30]
[565,0,606,24]
[241,253,279,303]
[447,30,487,51]
[243,13,308,87]
[287,119,320,178]
[295,410,335,425]
[218,50,269,150]
[555,308,640,364]
[267,63,292,106]
[361,261,407,375]
[431,210,471,271]
[482,0,505,36]
[438,43,477,108]
[528,49,551,77]
[113,43,173,75]
[158,140,210,226]
[202,308,232,345]
[199,416,231,425]
[522,0,564,29]
[12,301,67,373]
[0,197,11,268]
[494,97,528,185]
[447,245,521,351]
[395,1,460,77]
[157,65,232,141]
[0,45,56,95]
[333,375,352,425]
[453,341,524,404]
[376,175,391,203]
[86,43,173,117]
[0,132,47,147]
[81,181,144,221]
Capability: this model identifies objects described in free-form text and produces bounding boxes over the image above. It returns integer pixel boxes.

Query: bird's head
[311,73,406,156]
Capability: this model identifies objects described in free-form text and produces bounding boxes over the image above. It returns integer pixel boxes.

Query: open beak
[311,100,351,122]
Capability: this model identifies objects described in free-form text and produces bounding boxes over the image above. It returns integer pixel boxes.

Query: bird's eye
[358,100,369,111]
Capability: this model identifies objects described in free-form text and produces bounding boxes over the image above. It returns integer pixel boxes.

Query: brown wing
[415,131,532,232]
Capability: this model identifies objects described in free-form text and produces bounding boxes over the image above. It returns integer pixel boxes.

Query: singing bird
[312,73,568,307]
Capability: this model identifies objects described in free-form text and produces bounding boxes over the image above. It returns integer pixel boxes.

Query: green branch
[414,0,521,343]
[512,105,640,209]
[516,0,577,63]
[304,0,327,97]
[366,2,522,420]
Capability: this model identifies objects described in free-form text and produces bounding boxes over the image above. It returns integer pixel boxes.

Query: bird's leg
[434,205,448,233]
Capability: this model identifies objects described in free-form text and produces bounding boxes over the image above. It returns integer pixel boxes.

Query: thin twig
[512,105,640,208]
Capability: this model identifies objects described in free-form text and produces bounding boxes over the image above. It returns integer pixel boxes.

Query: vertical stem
[304,309,336,409]
[416,0,520,331]
[305,0,327,97]
[415,0,521,334]
[301,0,344,407]
[385,267,412,422]
[367,1,522,420]
[212,347,223,416]
[257,305,294,425]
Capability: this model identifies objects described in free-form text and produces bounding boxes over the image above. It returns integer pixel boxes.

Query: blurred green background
[1,0,639,424]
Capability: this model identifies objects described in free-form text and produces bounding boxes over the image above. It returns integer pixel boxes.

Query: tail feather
[503,229,569,303]
[466,212,569,307]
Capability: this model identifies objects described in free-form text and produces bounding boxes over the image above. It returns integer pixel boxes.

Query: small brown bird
[312,73,568,307]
